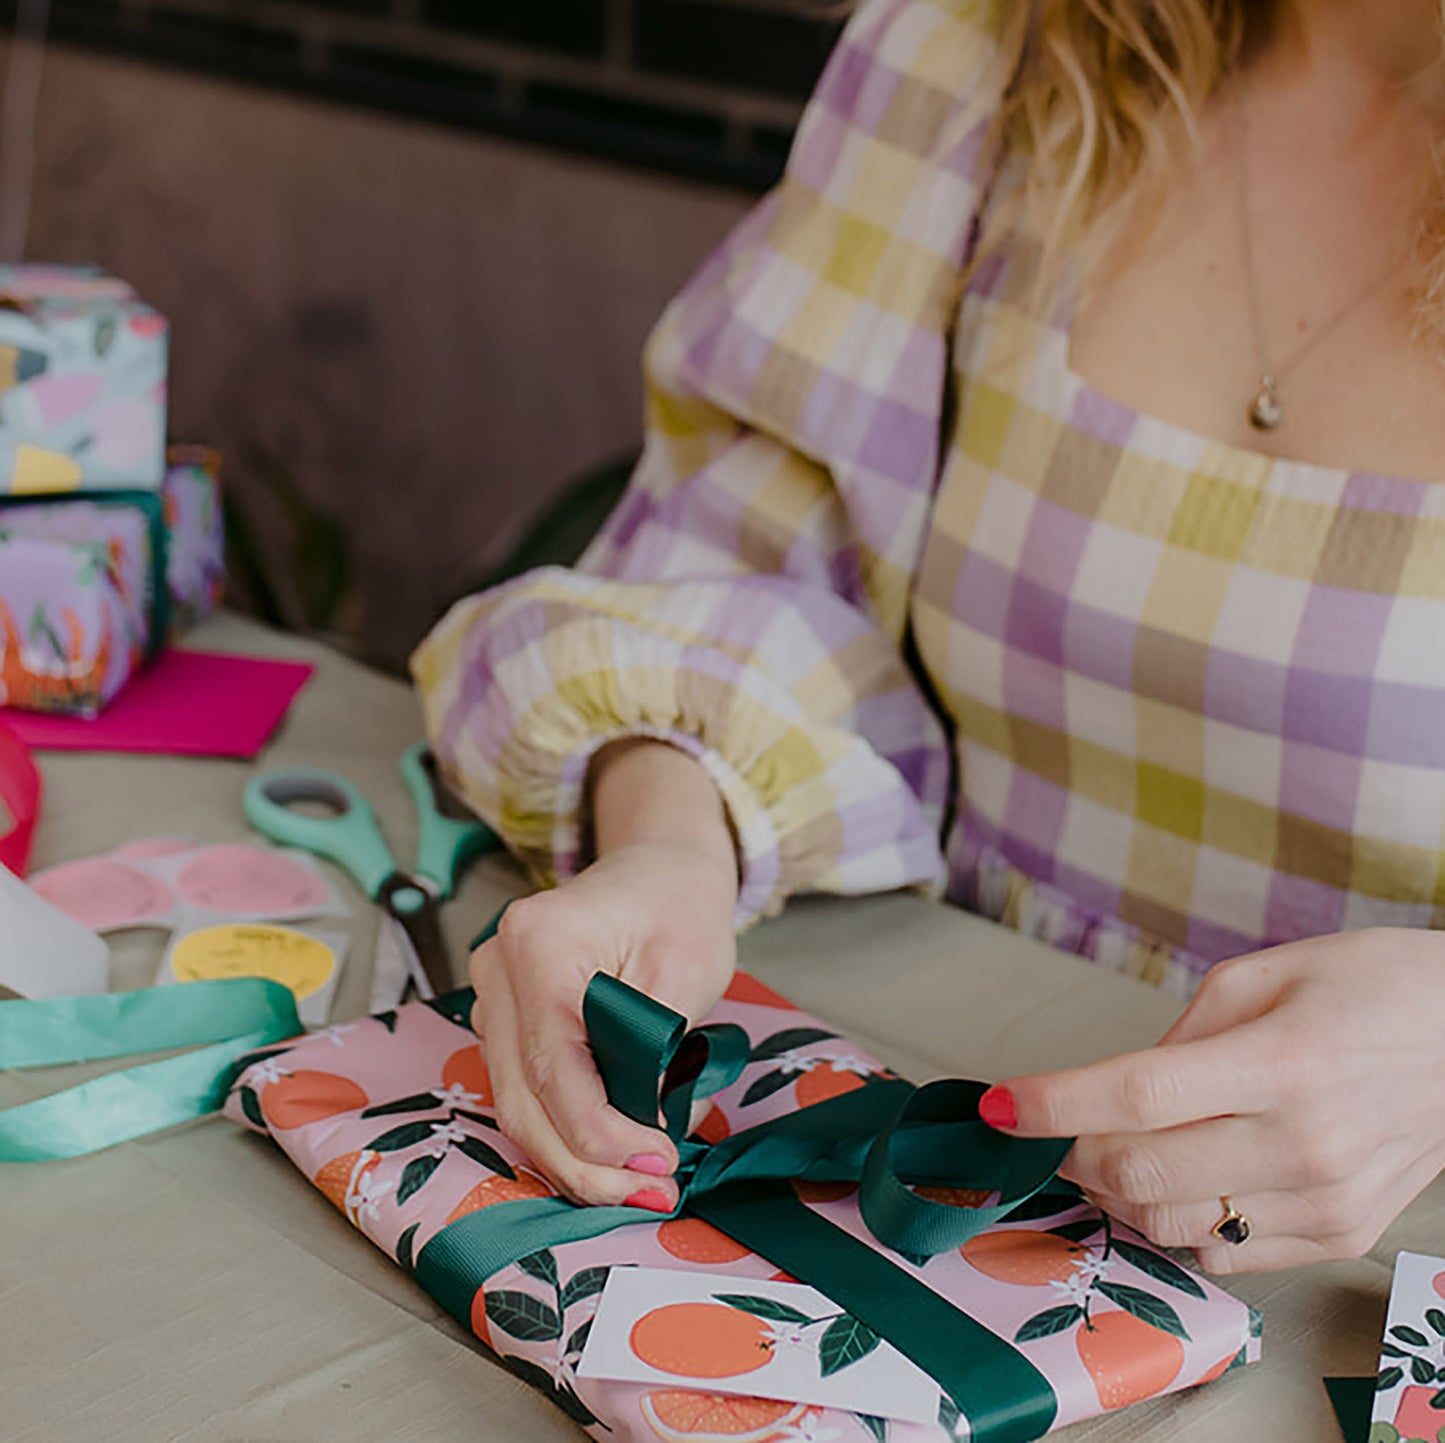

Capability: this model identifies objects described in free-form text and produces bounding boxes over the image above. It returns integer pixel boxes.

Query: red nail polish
[624,1188,675,1214]
[979,1086,1018,1131]
[626,1153,672,1177]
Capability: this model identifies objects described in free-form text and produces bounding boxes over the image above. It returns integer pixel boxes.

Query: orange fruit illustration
[723,973,795,1010]
[470,1286,491,1351]
[961,1229,1088,1286]
[693,1104,731,1144]
[915,1185,992,1209]
[792,1179,857,1205]
[1190,1349,1239,1388]
[631,1303,775,1379]
[795,1063,867,1109]
[442,1045,493,1105]
[446,1169,554,1223]
[1076,1310,1185,1410]
[1393,1383,1445,1440]
[312,1149,380,1213]
[657,1218,752,1265]
[263,1071,369,1130]
[641,1391,808,1441]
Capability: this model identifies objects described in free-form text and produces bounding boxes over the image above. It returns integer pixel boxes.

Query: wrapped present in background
[0,264,167,495]
[225,974,1262,1443]
[0,495,155,716]
[162,447,225,632]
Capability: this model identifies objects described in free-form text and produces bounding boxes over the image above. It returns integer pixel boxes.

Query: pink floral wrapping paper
[224,973,1261,1442]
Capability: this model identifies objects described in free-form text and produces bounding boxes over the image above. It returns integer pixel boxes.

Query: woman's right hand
[469,742,739,1210]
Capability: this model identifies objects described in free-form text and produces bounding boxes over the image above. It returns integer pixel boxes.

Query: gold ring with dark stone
[1212,1196,1252,1246]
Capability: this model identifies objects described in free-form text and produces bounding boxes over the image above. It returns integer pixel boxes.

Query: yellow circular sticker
[170,924,336,1000]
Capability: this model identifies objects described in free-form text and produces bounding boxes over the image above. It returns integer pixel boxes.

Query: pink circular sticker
[31,857,174,931]
[1433,1272,1445,1302]
[177,844,330,917]
[112,837,198,861]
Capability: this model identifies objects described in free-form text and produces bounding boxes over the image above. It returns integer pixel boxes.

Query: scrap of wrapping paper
[2,648,314,756]
[224,974,1262,1442]
[0,716,41,874]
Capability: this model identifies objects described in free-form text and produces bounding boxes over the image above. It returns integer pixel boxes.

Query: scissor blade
[368,914,414,1013]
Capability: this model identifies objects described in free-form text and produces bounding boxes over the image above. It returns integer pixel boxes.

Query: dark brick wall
[2,0,844,189]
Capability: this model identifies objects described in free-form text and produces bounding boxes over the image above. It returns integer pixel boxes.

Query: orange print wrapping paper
[224,972,1260,1442]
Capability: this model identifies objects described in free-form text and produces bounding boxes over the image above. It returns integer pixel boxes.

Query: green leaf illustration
[714,1293,814,1325]
[1093,1283,1191,1341]
[1015,1305,1085,1343]
[561,1266,611,1310]
[1381,1343,1411,1358]
[374,1010,399,1033]
[856,1415,889,1442]
[452,1108,500,1130]
[565,1318,593,1359]
[517,1250,559,1287]
[748,1027,838,1062]
[1048,1219,1103,1244]
[740,1070,798,1107]
[819,1316,880,1377]
[1428,1309,1445,1338]
[1110,1240,1208,1299]
[366,1121,437,1152]
[1415,1357,1438,1385]
[397,1154,443,1205]
[361,1092,443,1119]
[895,1250,932,1268]
[485,1291,562,1342]
[1377,1366,1405,1391]
[424,992,476,1027]
[998,1186,1083,1223]
[938,1394,966,1439]
[1431,1386,1445,1408]
[396,1223,419,1273]
[238,1086,264,1128]
[1392,1325,1430,1347]
[455,1135,516,1179]
[551,1382,604,1428]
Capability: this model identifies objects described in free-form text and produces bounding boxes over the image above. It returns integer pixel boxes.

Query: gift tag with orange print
[1366,1251,1445,1443]
[577,1266,939,1424]
[158,921,348,1028]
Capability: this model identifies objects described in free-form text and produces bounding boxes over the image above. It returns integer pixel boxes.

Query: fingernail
[626,1153,673,1177]
[979,1086,1017,1131]
[624,1188,675,1214]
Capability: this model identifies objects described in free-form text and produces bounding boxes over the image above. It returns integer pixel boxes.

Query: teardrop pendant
[1249,376,1282,432]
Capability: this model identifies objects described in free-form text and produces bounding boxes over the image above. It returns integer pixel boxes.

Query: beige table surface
[1,613,1425,1442]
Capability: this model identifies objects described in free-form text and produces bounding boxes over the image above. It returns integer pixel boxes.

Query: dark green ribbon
[0,979,302,1162]
[418,970,1075,1443]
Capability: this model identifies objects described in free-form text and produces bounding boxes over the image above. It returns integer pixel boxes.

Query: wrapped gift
[161,447,225,632]
[224,973,1261,1442]
[0,493,156,715]
[0,264,167,494]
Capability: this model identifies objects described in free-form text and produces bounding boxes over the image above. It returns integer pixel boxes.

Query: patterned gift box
[0,264,167,495]
[224,973,1261,1442]
[0,449,226,715]
[0,495,154,716]
[161,447,225,632]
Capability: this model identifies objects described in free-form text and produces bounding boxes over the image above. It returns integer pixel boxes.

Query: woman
[414,0,1445,1273]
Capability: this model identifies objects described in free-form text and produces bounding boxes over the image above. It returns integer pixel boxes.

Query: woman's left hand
[982,929,1445,1272]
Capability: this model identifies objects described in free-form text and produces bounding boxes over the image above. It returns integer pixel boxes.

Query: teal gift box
[0,264,167,495]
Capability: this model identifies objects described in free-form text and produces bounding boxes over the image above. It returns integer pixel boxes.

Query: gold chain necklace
[1237,92,1407,432]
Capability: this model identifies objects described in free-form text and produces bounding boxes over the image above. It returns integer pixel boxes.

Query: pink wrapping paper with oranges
[224,972,1260,1442]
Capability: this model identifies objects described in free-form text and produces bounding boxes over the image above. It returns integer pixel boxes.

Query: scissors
[243,744,498,1003]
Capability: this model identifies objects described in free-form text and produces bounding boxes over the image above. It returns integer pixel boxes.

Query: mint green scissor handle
[401,743,498,899]
[244,767,401,900]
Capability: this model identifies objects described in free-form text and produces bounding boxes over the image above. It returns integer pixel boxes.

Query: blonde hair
[953,0,1445,341]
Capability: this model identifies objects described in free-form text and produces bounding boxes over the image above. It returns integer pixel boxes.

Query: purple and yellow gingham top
[414,0,1445,997]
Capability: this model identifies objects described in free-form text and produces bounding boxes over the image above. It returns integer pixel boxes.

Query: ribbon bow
[419,972,1076,1443]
